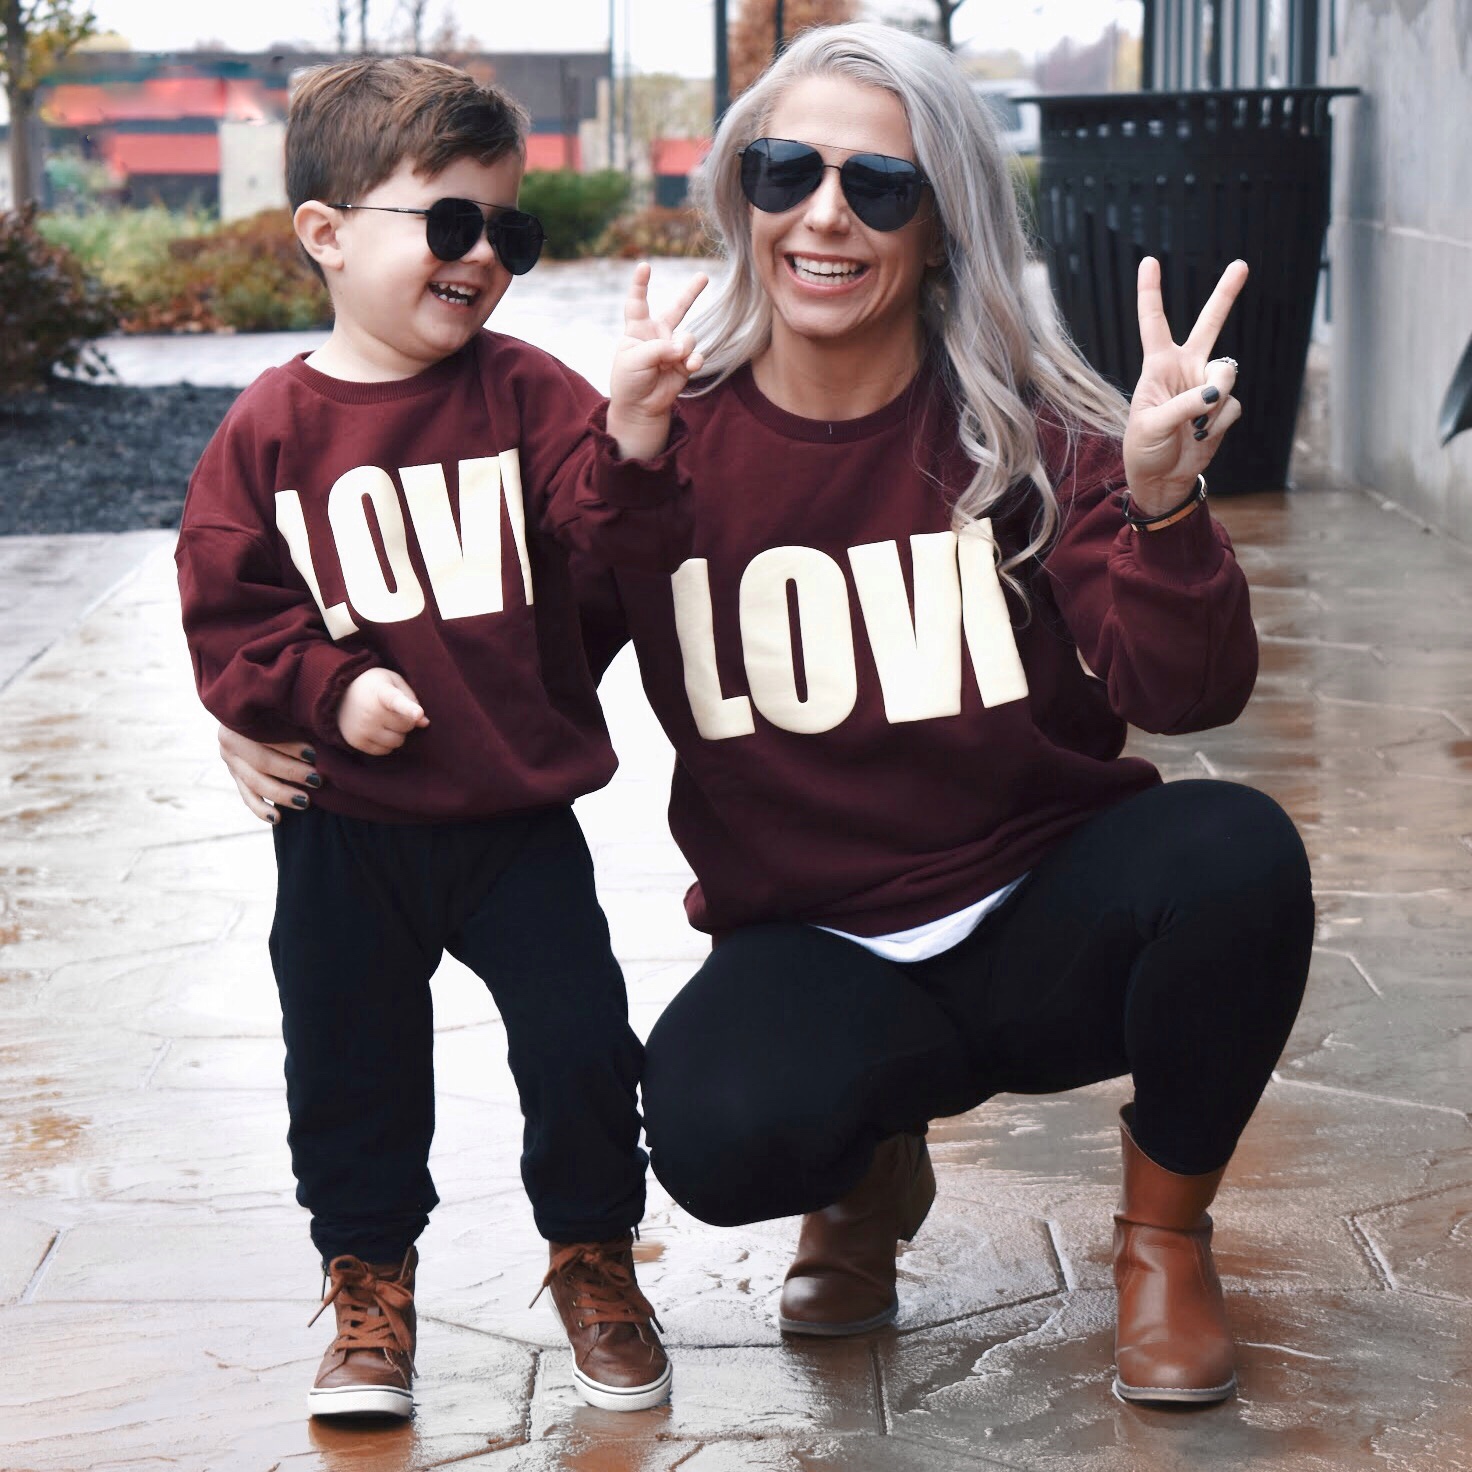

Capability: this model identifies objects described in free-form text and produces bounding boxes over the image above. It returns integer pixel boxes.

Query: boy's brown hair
[287,56,529,278]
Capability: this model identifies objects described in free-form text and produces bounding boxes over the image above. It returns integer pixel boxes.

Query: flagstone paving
[1,293,1468,1469]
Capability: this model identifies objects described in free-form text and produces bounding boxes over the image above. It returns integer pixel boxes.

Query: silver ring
[1210,356,1239,371]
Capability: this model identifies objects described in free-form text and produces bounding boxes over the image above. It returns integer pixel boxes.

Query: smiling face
[749,75,938,379]
[319,151,524,380]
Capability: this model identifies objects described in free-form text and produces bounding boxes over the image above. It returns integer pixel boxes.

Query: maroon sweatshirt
[606,363,1258,936]
[176,331,688,824]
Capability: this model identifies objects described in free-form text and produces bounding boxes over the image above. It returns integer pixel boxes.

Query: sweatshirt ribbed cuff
[1125,499,1225,586]
[588,404,690,508]
[295,644,377,748]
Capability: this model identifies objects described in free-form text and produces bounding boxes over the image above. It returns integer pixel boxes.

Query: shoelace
[530,1241,664,1332]
[307,1255,415,1354]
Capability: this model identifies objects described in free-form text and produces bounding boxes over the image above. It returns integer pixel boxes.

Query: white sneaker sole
[572,1358,672,1412]
[307,1384,414,1418]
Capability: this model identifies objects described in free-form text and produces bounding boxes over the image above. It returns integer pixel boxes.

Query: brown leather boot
[1113,1111,1236,1404]
[535,1235,672,1411]
[778,1133,935,1336]
[306,1247,417,1418]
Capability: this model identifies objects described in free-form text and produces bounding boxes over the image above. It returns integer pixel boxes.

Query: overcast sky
[85,0,1141,75]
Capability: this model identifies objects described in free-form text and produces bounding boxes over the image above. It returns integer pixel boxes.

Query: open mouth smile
[788,255,869,287]
[428,281,479,307]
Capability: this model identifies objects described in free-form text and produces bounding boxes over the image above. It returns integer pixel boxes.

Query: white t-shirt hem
[813,876,1027,963]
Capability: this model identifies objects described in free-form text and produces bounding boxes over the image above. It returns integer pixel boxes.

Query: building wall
[1325,0,1472,538]
[219,120,287,223]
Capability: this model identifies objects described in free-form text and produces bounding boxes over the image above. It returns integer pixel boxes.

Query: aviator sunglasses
[329,196,546,275]
[738,137,929,232]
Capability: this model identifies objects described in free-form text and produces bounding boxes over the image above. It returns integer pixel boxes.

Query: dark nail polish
[267,810,280,825]
[291,794,309,809]
[301,747,317,763]
[1194,428,1209,440]
[1201,385,1221,404]
[305,773,323,789]
[1192,413,1209,430]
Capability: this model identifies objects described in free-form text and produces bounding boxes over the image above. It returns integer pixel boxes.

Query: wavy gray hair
[689,22,1129,587]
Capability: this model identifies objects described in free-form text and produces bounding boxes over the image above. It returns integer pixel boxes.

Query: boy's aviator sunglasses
[737,137,928,232]
[328,197,545,274]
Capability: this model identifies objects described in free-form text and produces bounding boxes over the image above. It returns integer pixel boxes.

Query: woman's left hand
[1122,256,1249,515]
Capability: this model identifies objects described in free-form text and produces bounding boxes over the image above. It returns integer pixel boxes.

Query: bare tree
[931,0,968,50]
[876,0,971,49]
[425,9,479,65]
[629,72,711,165]
[357,0,369,53]
[335,0,350,52]
[2,0,96,207]
[394,0,430,52]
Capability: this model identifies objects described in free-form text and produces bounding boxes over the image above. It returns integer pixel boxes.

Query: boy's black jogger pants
[270,804,644,1263]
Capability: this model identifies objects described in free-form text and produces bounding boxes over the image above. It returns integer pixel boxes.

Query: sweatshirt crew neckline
[281,343,472,405]
[728,360,931,443]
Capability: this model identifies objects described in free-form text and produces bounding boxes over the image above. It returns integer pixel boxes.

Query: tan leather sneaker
[535,1235,672,1411]
[779,1133,935,1336]
[306,1248,417,1418]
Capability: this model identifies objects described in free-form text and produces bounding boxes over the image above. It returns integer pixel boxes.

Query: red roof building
[651,138,711,178]
[651,137,711,207]
[30,51,607,211]
[101,132,220,177]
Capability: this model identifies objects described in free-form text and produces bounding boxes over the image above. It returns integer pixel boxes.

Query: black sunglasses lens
[740,140,924,231]
[840,154,925,230]
[490,211,544,275]
[741,139,823,213]
[425,198,484,261]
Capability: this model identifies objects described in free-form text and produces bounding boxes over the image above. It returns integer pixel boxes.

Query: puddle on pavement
[17,731,85,752]
[306,1412,419,1468]
[3,796,80,831]
[3,1106,89,1187]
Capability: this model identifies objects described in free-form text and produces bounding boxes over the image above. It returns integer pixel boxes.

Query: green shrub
[594,205,718,260]
[127,208,330,332]
[0,206,122,394]
[42,151,123,212]
[40,205,326,332]
[38,204,212,296]
[518,170,631,259]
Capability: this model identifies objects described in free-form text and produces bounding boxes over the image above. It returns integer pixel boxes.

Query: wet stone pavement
[2,274,1470,1469]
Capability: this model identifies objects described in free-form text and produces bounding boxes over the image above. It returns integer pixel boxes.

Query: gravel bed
[1,380,241,535]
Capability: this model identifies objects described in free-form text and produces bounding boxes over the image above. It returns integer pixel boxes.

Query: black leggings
[642,781,1313,1227]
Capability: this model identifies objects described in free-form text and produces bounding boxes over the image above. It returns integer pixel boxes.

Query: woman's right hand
[217,726,320,824]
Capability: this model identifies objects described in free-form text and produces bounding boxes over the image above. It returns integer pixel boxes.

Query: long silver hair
[689,22,1129,585]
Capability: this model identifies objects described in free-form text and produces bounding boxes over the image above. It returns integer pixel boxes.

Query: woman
[219,24,1312,1406]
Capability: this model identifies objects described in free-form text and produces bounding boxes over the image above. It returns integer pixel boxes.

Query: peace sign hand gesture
[606,260,708,463]
[1122,256,1249,516]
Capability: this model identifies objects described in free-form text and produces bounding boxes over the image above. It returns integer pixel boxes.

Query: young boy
[175,55,702,1420]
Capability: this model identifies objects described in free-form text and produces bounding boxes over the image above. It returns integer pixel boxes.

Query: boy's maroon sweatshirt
[607,363,1259,936]
[176,331,688,824]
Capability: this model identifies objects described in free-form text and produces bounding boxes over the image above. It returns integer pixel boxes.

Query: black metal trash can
[1031,87,1356,493]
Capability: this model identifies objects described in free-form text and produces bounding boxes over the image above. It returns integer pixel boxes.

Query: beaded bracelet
[1123,474,1207,531]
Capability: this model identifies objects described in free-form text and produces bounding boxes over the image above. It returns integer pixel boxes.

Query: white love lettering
[275,451,535,636]
[673,521,1027,741]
